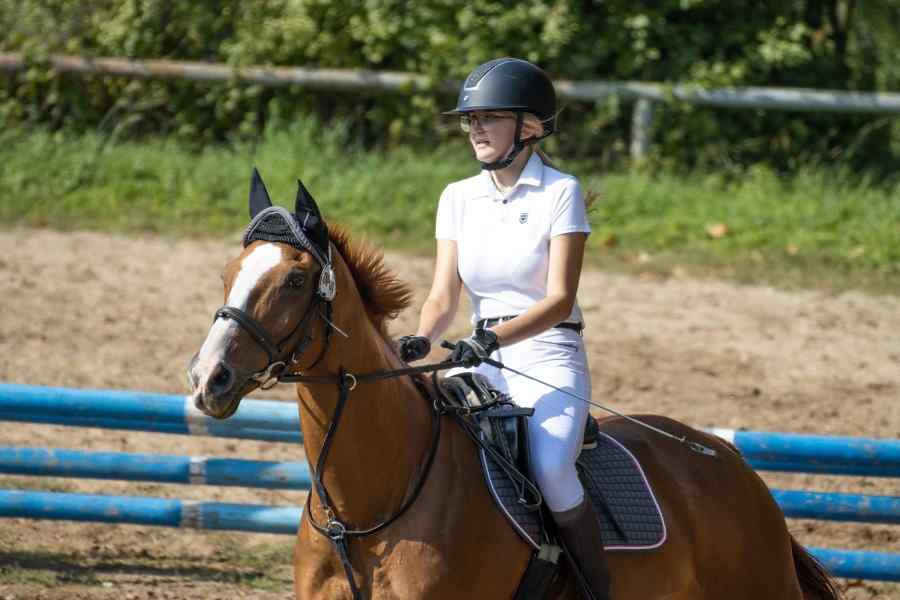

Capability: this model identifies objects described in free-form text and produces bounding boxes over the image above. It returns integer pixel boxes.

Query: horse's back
[595,415,805,600]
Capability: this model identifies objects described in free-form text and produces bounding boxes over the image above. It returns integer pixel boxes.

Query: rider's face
[463,111,517,163]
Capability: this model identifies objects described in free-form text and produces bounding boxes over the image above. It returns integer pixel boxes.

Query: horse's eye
[287,276,305,289]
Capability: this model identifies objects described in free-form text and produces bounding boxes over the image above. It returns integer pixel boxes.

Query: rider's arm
[416,239,463,343]
[489,232,587,347]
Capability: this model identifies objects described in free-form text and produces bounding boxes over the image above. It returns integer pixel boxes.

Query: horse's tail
[791,535,843,599]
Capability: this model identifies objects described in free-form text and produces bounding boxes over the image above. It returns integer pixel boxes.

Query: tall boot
[553,498,613,600]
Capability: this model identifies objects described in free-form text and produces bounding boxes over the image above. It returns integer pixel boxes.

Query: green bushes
[2,0,899,171]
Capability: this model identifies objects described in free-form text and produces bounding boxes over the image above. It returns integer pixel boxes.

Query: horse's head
[188,168,337,418]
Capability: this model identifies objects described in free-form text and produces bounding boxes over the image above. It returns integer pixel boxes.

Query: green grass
[2,122,898,293]
[586,166,900,292]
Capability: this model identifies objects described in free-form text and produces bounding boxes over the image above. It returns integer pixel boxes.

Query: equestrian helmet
[444,58,557,136]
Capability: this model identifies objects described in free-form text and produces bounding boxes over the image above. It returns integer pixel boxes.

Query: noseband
[213,294,333,388]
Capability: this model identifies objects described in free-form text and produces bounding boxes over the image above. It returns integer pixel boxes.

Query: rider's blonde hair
[522,112,558,170]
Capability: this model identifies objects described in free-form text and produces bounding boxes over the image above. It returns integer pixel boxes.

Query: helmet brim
[441,105,529,116]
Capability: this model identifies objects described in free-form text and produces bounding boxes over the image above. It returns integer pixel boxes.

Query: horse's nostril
[208,363,234,393]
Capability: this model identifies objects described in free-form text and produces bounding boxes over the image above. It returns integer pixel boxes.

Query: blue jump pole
[3,413,301,444]
[3,385,899,477]
[808,547,900,582]
[773,489,900,525]
[0,489,301,535]
[3,446,898,525]
[1,489,898,581]
[0,383,302,443]
[707,428,900,478]
[0,446,311,490]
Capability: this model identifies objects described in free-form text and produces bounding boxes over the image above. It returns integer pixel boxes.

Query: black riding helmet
[444,58,557,171]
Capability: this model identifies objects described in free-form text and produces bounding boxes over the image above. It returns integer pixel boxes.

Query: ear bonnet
[243,168,336,300]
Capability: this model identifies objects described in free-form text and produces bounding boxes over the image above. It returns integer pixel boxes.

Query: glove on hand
[449,328,500,367]
[398,335,431,362]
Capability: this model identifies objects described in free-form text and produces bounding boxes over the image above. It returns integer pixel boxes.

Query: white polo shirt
[436,152,591,325]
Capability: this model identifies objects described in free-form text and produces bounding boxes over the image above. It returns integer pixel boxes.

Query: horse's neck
[297,311,435,527]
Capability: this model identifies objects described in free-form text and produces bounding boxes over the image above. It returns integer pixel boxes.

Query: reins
[279,355,565,599]
[281,360,476,600]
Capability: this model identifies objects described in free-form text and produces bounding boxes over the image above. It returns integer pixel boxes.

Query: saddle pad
[480,431,666,552]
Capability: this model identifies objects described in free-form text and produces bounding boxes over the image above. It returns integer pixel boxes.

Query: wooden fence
[3,52,900,160]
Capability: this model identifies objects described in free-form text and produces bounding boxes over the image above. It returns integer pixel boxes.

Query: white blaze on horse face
[195,243,283,374]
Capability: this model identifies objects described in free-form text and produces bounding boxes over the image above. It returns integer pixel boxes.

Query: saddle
[439,373,666,598]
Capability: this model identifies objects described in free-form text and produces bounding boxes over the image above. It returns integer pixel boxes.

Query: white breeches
[454,327,591,513]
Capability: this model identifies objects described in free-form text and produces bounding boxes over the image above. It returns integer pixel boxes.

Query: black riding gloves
[449,328,500,367]
[398,335,431,362]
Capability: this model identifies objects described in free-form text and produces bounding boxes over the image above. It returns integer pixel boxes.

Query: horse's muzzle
[188,355,243,419]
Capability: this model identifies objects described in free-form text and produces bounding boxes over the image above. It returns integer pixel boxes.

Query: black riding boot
[553,498,613,600]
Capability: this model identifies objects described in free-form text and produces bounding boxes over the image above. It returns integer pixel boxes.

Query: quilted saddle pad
[480,431,667,552]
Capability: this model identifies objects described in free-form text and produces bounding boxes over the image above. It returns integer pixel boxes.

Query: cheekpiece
[243,207,336,300]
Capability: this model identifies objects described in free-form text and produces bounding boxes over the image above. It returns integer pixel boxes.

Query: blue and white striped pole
[0,489,301,535]
[0,383,302,443]
[707,427,900,478]
[0,446,311,490]
[1,489,898,581]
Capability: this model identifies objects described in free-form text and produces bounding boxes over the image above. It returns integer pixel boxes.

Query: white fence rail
[3,53,899,160]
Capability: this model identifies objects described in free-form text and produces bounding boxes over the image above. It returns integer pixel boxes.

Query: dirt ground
[0,227,898,599]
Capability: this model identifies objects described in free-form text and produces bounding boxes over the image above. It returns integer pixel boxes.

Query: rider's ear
[249,167,273,218]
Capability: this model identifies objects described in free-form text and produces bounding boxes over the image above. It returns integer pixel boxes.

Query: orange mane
[328,225,413,338]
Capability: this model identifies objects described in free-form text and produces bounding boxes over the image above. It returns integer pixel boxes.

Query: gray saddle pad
[480,431,667,552]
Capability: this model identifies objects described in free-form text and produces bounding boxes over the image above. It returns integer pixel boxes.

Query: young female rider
[398,58,612,600]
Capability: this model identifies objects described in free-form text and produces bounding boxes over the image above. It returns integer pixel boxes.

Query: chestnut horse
[188,173,841,600]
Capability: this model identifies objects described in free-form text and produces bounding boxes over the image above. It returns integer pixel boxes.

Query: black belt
[477,315,584,334]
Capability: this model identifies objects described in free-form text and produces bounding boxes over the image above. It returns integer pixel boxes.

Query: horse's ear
[295,178,323,220]
[249,168,273,218]
[295,178,329,255]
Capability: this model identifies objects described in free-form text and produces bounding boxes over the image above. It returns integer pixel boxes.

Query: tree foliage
[2,0,898,171]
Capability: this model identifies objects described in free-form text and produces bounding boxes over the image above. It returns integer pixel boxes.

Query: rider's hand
[449,328,499,367]
[398,335,431,362]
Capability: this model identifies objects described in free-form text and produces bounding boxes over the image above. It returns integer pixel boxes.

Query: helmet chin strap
[480,113,527,172]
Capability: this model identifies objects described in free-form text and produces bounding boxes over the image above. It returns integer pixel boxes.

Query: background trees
[2,0,897,172]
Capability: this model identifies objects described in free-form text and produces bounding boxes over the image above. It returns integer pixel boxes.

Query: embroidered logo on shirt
[519,212,529,224]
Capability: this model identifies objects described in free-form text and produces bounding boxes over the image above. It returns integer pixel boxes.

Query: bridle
[213,293,333,389]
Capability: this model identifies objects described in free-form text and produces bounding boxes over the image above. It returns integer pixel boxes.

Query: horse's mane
[328,225,413,338]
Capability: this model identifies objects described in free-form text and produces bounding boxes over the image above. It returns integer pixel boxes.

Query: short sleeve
[550,179,591,237]
[435,185,457,240]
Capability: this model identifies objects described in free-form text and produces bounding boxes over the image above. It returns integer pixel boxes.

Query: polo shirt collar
[516,151,544,188]
[475,151,545,200]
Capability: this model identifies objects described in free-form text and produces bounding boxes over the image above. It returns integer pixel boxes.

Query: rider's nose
[207,361,234,395]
